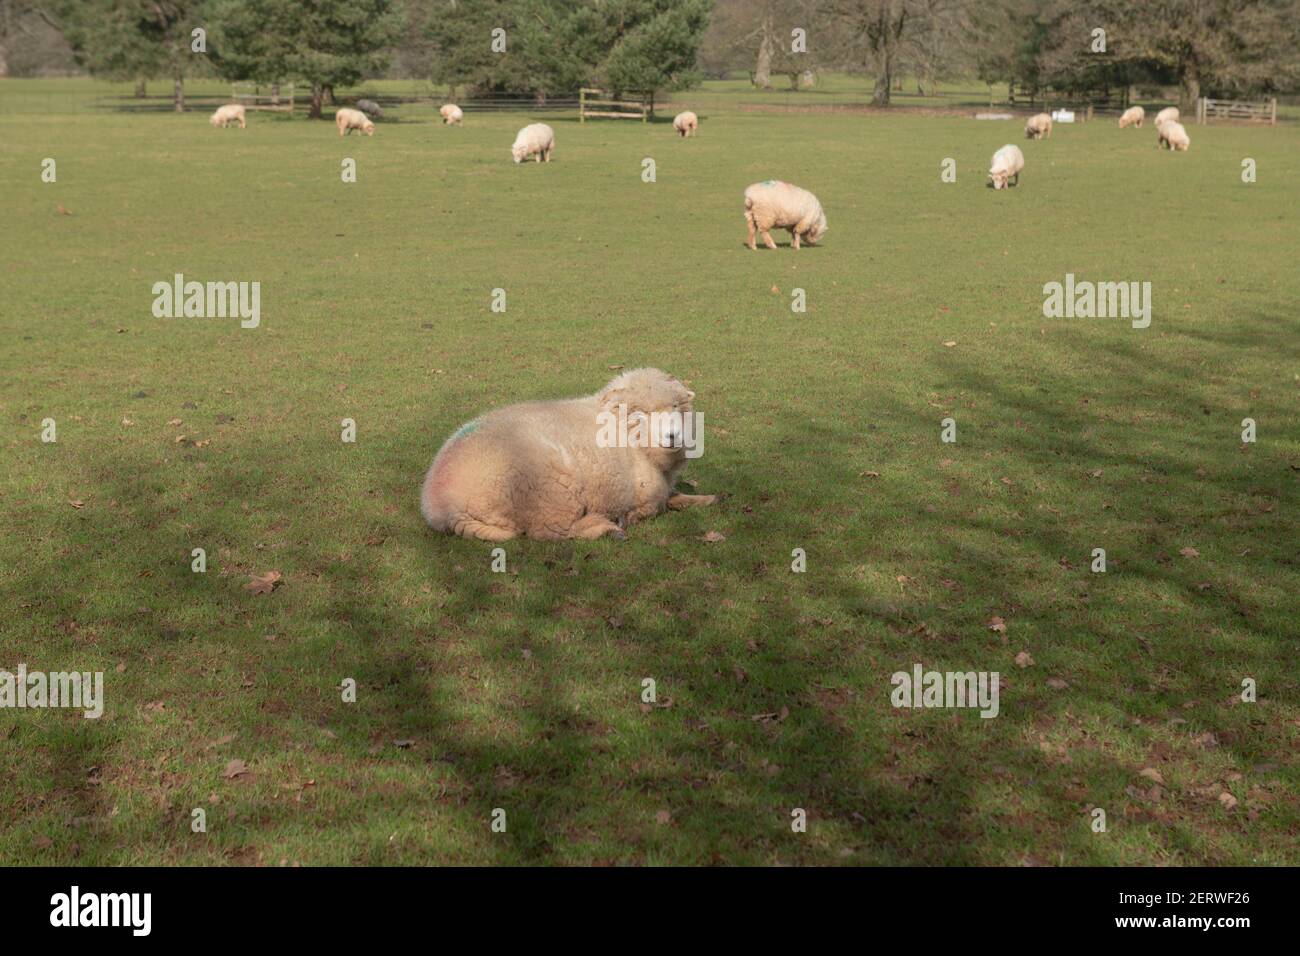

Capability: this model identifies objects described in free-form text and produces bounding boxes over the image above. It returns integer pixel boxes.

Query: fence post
[580,88,585,124]
[1270,97,1277,126]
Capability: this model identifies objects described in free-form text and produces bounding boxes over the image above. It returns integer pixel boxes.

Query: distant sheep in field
[1154,107,1180,128]
[673,111,698,137]
[1158,120,1190,151]
[988,144,1024,190]
[1024,112,1052,139]
[511,122,554,163]
[743,180,827,250]
[209,104,246,129]
[1119,106,1145,128]
[356,99,383,119]
[335,107,374,137]
[440,104,463,125]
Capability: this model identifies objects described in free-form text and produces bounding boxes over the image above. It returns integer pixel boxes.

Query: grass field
[1,82,1297,865]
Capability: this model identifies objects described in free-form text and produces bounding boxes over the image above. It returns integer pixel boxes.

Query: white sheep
[440,104,463,125]
[1154,107,1180,128]
[335,107,374,137]
[1158,120,1190,151]
[988,144,1025,190]
[673,111,698,137]
[1024,112,1052,139]
[743,180,827,250]
[1118,106,1145,128]
[209,104,246,129]
[511,123,555,163]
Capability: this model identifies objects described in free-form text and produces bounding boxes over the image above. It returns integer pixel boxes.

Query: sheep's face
[363,122,375,136]
[597,368,697,473]
[511,144,527,163]
[210,114,221,127]
[806,212,828,245]
[989,169,1007,189]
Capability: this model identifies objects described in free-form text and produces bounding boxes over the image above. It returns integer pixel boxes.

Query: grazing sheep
[356,99,383,119]
[421,368,716,541]
[673,110,698,137]
[1158,120,1191,151]
[988,144,1025,190]
[1118,105,1145,128]
[743,180,827,251]
[335,107,375,137]
[1154,107,1179,128]
[511,122,555,163]
[209,104,246,129]
[439,104,463,125]
[1024,112,1052,139]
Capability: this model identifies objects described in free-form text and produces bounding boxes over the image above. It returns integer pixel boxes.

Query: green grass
[1,81,1297,865]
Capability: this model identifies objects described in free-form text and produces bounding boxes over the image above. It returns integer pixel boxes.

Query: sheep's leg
[791,230,801,250]
[453,518,517,541]
[668,493,719,510]
[761,229,778,250]
[746,217,757,251]
[570,514,626,540]
[1011,172,1019,187]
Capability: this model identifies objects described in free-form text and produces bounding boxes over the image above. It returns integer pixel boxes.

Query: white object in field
[1051,110,1075,123]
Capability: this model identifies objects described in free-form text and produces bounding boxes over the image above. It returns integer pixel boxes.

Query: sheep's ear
[598,386,626,409]
[684,389,696,400]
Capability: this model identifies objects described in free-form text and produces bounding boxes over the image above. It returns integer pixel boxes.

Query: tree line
[2,0,1296,114]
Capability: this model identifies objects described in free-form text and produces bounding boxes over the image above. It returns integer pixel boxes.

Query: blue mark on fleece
[450,420,479,442]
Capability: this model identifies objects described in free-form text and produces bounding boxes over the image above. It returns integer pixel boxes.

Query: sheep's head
[596,368,698,474]
[806,210,828,245]
[363,122,375,136]
[209,113,221,127]
[989,169,1006,189]
[511,143,527,163]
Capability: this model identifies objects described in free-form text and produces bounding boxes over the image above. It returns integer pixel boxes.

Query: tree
[829,0,911,105]
[211,0,404,117]
[59,0,207,110]
[426,0,714,98]
[602,0,712,94]
[0,0,59,77]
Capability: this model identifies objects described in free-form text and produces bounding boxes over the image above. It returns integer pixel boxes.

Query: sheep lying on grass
[440,104,463,125]
[421,368,717,540]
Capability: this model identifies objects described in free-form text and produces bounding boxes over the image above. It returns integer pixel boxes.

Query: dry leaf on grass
[988,616,1007,634]
[701,530,726,543]
[222,759,248,779]
[1180,547,1200,558]
[1139,768,1165,785]
[244,570,282,595]
[1014,650,1034,668]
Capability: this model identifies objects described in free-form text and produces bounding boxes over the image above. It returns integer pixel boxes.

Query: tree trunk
[0,42,8,79]
[323,84,335,105]
[173,73,184,112]
[1180,63,1200,115]
[310,83,324,118]
[754,16,773,89]
[135,77,147,98]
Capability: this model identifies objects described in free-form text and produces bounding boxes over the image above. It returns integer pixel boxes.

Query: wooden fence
[579,88,653,122]
[1195,97,1277,126]
[232,83,295,113]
